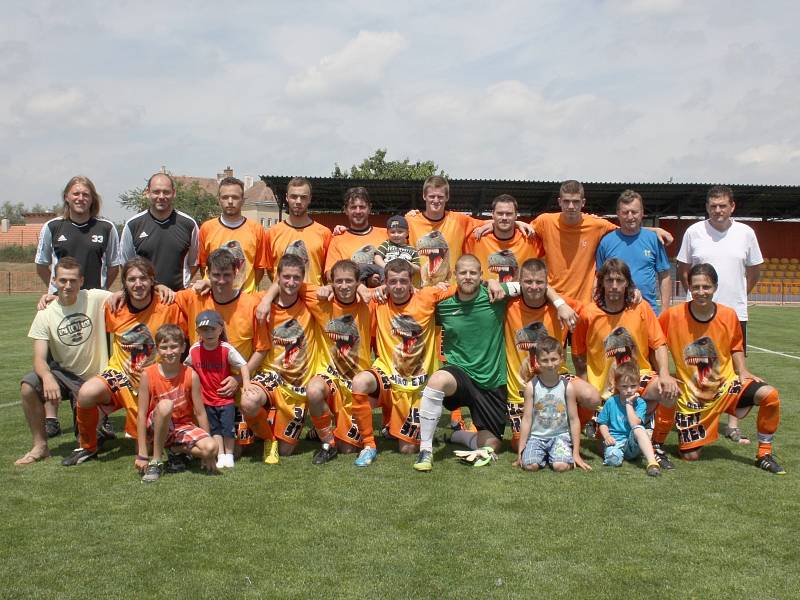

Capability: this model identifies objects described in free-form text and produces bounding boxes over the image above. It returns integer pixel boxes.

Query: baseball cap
[196,310,224,328]
[387,215,409,230]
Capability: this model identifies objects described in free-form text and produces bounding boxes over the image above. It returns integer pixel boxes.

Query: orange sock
[652,404,675,445]
[76,405,99,452]
[124,411,138,439]
[352,393,375,449]
[245,408,274,442]
[756,389,780,458]
[450,407,464,427]
[310,413,334,445]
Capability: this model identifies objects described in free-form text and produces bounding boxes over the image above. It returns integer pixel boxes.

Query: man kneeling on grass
[517,336,599,473]
[136,324,217,482]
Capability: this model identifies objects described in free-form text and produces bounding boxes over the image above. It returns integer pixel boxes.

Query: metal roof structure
[260,176,800,220]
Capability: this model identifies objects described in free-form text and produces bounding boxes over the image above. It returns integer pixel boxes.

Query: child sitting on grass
[517,336,592,472]
[597,362,661,477]
[184,310,250,469]
[135,324,217,483]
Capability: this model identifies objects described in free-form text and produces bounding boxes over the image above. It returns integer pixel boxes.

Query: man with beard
[64,257,186,466]
[264,177,332,286]
[348,259,456,464]
[463,194,543,283]
[121,172,199,291]
[324,187,386,287]
[242,254,329,463]
[572,258,679,469]
[657,263,784,474]
[198,176,268,293]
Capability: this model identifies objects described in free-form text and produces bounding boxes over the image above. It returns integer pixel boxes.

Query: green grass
[0,297,797,599]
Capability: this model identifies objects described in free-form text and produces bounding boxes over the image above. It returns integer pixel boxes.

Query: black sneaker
[97,415,115,445]
[652,443,675,470]
[142,460,164,483]
[62,447,97,466]
[755,454,786,475]
[165,450,191,473]
[45,418,62,438]
[312,443,338,465]
[583,420,597,440]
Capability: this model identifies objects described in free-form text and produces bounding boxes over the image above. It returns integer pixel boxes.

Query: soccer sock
[245,408,274,442]
[651,404,676,445]
[76,405,100,452]
[351,393,375,449]
[419,387,445,453]
[449,407,464,426]
[577,406,595,428]
[451,430,478,450]
[310,413,335,445]
[756,389,780,458]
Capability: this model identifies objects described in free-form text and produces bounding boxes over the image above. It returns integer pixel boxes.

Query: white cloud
[286,31,407,100]
[736,144,800,167]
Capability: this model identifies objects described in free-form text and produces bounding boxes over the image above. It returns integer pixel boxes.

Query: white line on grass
[0,400,21,409]
[748,344,800,360]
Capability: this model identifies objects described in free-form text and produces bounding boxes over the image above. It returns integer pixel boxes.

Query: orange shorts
[369,368,421,444]
[146,414,209,449]
[319,375,363,449]
[97,369,138,437]
[268,386,307,445]
[675,379,758,451]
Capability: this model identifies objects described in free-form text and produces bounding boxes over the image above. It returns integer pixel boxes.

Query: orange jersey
[531,212,616,303]
[659,302,743,412]
[407,211,484,286]
[265,220,332,285]
[503,295,582,404]
[175,289,269,360]
[372,285,455,391]
[198,217,268,293]
[323,226,387,279]
[572,301,666,399]
[463,230,544,282]
[262,289,328,399]
[105,299,186,390]
[143,363,195,425]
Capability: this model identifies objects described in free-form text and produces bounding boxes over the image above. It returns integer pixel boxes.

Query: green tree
[0,201,26,224]
[30,203,61,214]
[118,180,220,224]
[332,148,447,179]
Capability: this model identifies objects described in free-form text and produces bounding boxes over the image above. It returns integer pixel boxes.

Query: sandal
[723,426,751,445]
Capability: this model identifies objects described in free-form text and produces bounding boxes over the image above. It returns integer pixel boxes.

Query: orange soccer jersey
[504,295,581,405]
[175,289,269,360]
[463,230,544,283]
[323,226,387,280]
[572,301,666,399]
[659,302,742,411]
[532,212,616,304]
[143,363,195,426]
[198,217,268,293]
[407,211,484,286]
[105,299,186,394]
[265,220,332,285]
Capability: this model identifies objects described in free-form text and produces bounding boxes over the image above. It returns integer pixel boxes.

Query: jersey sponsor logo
[271,319,306,385]
[138,231,149,238]
[643,249,652,257]
[390,314,425,377]
[488,249,519,282]
[675,411,707,445]
[57,234,68,242]
[100,368,132,392]
[352,244,378,266]
[56,313,93,346]
[389,372,428,388]
[121,323,157,373]
[417,230,450,286]
[324,314,360,378]
[515,320,549,381]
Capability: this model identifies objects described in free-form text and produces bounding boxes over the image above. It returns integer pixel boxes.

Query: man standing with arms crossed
[676,185,763,444]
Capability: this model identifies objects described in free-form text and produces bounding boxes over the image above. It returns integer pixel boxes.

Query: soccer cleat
[413,449,433,472]
[264,440,280,465]
[45,418,62,438]
[646,462,662,477]
[652,444,675,470]
[312,443,338,465]
[755,454,786,475]
[380,426,395,440]
[583,419,597,440]
[354,446,378,467]
[61,447,97,466]
[141,460,164,483]
[165,450,191,473]
[97,415,116,445]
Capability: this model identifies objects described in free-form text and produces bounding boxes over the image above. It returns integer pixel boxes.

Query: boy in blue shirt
[597,361,661,477]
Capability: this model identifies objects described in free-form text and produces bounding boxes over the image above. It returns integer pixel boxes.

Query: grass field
[1,295,797,599]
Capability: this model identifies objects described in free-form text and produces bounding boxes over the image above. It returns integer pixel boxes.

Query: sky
[1,0,798,222]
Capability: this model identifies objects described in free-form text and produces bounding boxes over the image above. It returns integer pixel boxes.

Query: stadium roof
[260,176,800,220]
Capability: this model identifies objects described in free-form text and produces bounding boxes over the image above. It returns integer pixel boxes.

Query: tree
[0,201,26,224]
[332,148,447,180]
[118,180,220,224]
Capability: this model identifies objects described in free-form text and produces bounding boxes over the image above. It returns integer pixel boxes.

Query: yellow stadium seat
[769,257,781,264]
[787,264,798,272]
[780,258,790,264]
[790,258,799,265]
[775,263,787,271]
[770,284,781,294]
